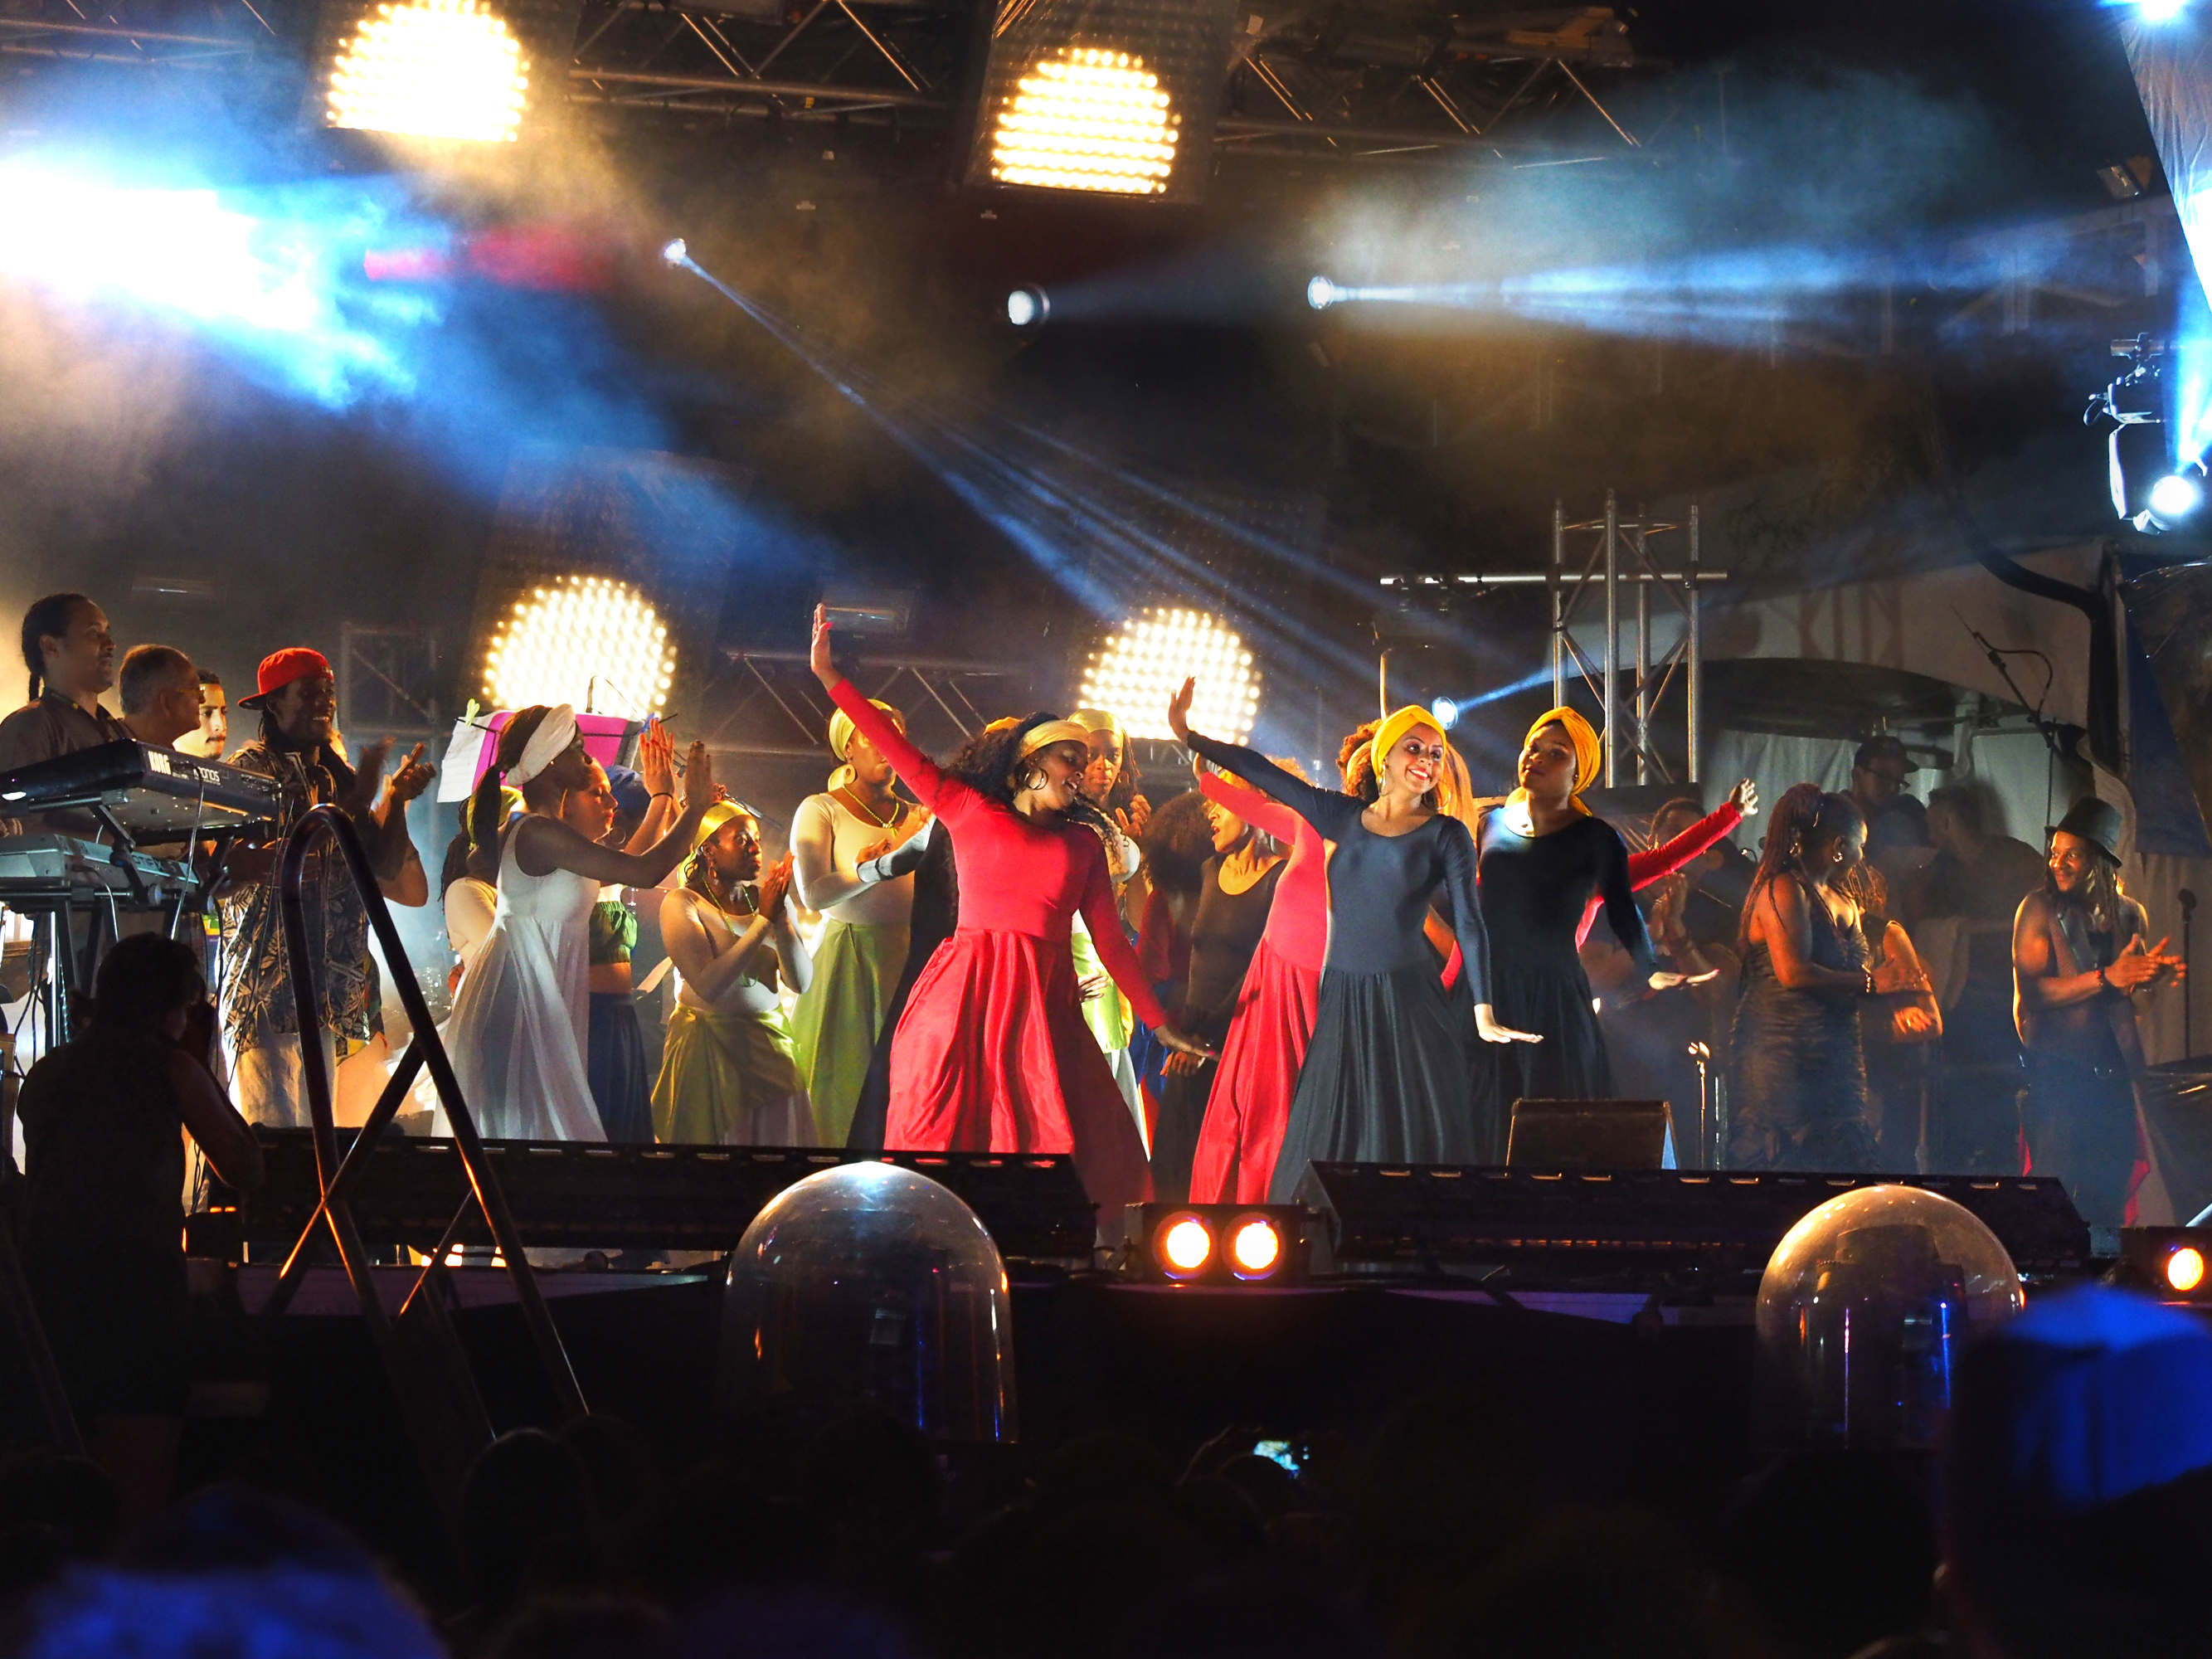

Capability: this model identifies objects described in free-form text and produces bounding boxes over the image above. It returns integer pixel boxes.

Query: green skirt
[1071,914,1132,1053]
[652,1004,814,1146]
[787,918,910,1146]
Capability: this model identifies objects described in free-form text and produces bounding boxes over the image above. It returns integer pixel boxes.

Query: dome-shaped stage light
[1006,285,1048,328]
[1306,275,1338,310]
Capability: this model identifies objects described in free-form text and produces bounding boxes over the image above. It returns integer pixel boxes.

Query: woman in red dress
[808,607,1206,1207]
[1186,759,1328,1205]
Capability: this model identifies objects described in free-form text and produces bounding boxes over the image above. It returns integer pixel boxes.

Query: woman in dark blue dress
[1169,682,1539,1201]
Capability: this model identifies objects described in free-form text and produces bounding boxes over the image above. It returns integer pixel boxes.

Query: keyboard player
[119,645,205,753]
[0,594,128,839]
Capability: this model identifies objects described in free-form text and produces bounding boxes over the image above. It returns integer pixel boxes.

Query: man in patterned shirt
[216,648,431,1127]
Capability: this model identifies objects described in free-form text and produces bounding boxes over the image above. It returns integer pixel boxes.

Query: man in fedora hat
[215,647,431,1129]
[2011,795,2185,1225]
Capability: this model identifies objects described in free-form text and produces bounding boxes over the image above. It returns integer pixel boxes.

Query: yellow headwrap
[1369,705,1443,781]
[827,699,901,766]
[1069,707,1125,743]
[1515,707,1602,815]
[693,798,754,850]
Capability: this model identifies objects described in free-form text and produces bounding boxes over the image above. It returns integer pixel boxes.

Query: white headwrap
[509,703,578,786]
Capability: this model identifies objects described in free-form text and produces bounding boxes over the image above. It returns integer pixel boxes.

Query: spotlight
[1228,1214,1281,1278]
[1158,1214,1213,1278]
[1429,696,1461,729]
[2118,1228,2212,1302]
[2136,0,2188,20]
[484,573,676,715]
[1080,606,1262,743]
[1128,1203,1307,1285]
[1005,285,1048,328]
[1307,275,1338,311]
[2171,1245,2206,1293]
[2147,467,2205,530]
[661,238,688,265]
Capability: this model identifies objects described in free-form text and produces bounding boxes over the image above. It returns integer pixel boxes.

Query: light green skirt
[652,1004,813,1146]
[1071,913,1132,1053]
[787,917,910,1146]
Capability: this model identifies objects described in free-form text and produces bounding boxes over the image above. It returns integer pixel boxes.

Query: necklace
[834,785,905,831]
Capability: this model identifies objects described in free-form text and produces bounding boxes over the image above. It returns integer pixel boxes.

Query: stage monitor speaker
[1290,1163,2090,1283]
[1507,1098,1672,1170]
[194,1131,1098,1264]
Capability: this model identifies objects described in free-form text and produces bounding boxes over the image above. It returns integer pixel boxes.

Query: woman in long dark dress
[1151,776,1285,1202]
[1728,785,1881,1170]
[1473,710,1685,1131]
[1169,682,1537,1202]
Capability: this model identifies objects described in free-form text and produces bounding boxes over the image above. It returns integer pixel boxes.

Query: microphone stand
[2182,888,2197,1058]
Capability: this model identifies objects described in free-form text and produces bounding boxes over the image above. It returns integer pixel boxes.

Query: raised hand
[1728,777,1759,817]
[639,716,676,798]
[809,603,837,688]
[1167,676,1196,744]
[386,742,433,807]
[1649,969,1721,991]
[1475,1005,1543,1044]
[758,853,794,921]
[679,740,714,813]
[1122,794,1152,839]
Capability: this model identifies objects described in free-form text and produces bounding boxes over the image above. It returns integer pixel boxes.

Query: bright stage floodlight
[1006,285,1048,328]
[309,0,580,143]
[1130,1203,1305,1285]
[1307,275,1338,310]
[662,238,688,265]
[2148,468,2205,529]
[2135,0,2189,21]
[484,573,675,716]
[1080,606,1260,743]
[1430,696,1461,729]
[961,0,1237,203]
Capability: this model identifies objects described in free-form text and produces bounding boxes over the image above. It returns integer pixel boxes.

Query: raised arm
[1627,796,1745,889]
[1197,762,1305,846]
[514,741,713,885]
[809,605,956,815]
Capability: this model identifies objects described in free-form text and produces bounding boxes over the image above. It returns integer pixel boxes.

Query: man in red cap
[216,647,433,1128]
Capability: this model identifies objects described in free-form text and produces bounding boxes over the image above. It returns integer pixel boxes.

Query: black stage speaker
[1507,1098,1672,1170]
[195,1132,1098,1263]
[1291,1164,2091,1282]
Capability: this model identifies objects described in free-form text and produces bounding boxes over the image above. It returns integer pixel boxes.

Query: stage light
[1228,1215,1282,1278]
[1006,285,1049,328]
[2120,1228,2212,1301]
[1307,275,1338,311]
[662,238,688,265]
[323,0,531,142]
[989,46,1179,197]
[2169,1244,2206,1293]
[2135,0,2189,21]
[1130,1202,1307,1284]
[959,0,1237,203]
[1158,1214,1213,1277]
[484,574,676,715]
[1080,606,1261,743]
[1430,696,1461,729]
[2147,468,2205,529]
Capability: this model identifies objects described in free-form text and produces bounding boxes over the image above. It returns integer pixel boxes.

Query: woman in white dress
[443,704,712,1141]
[654,800,816,1146]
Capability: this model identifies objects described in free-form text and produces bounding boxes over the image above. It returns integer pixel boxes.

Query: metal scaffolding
[1376,489,1726,786]
[702,648,1026,761]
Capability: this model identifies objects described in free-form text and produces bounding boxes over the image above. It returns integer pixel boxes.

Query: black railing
[265,803,586,1423]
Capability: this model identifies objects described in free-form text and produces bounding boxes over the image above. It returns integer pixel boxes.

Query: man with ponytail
[215,648,434,1128]
[0,593,126,836]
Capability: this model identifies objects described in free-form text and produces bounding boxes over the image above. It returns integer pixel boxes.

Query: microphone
[2184,889,2199,915]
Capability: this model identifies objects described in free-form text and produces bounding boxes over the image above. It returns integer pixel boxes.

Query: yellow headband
[826,699,900,764]
[1369,705,1443,781]
[1014,718,1092,766]
[1524,707,1602,809]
